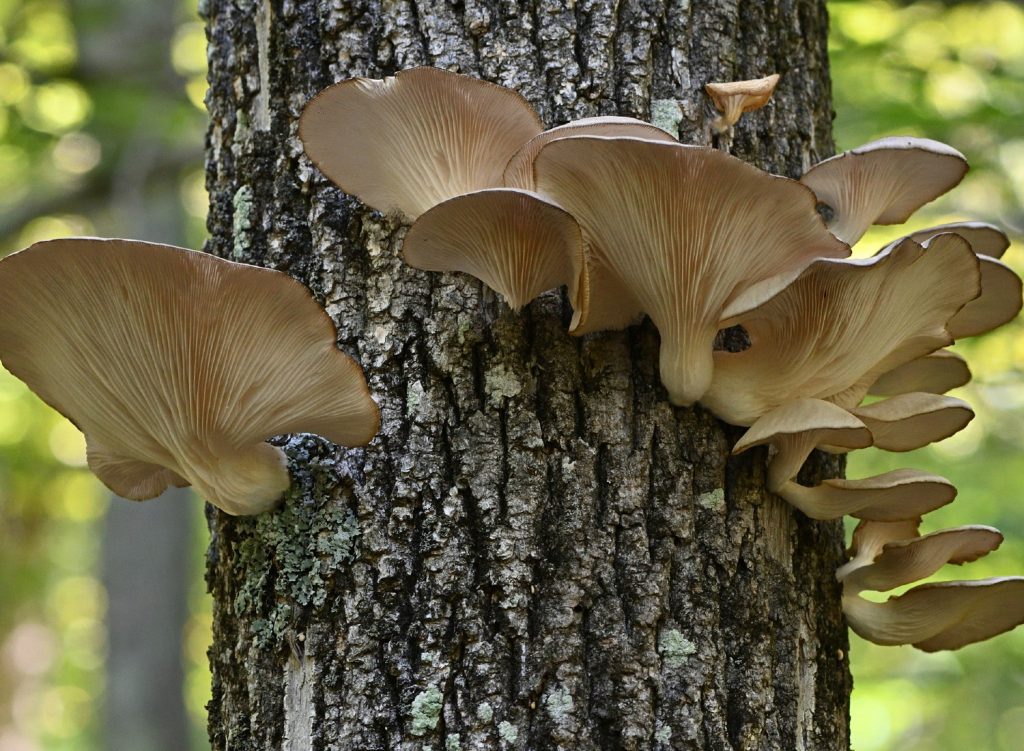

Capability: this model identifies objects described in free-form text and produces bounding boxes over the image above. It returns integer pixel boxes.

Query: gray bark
[202,1,850,749]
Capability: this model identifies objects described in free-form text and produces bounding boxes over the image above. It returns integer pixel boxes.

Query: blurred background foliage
[0,1,1020,749]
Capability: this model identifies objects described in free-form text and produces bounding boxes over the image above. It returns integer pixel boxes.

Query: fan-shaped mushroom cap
[946,255,1022,338]
[838,518,923,580]
[533,136,849,406]
[0,238,380,516]
[840,525,1003,594]
[502,116,677,190]
[844,577,1024,651]
[705,74,780,132]
[905,221,1009,259]
[298,67,544,221]
[868,350,971,397]
[782,469,956,521]
[704,234,981,426]
[848,393,974,452]
[732,399,872,492]
[402,188,588,324]
[800,137,968,245]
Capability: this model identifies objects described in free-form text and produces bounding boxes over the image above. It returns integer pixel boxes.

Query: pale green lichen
[659,628,697,668]
[232,185,254,259]
[232,461,361,648]
[445,734,462,751]
[650,99,684,136]
[655,724,672,743]
[476,702,493,723]
[485,364,522,405]
[544,688,574,724]
[410,685,444,736]
[497,721,518,744]
[698,487,725,511]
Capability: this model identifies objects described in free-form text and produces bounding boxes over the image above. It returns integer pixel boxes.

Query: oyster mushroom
[533,136,849,405]
[0,238,380,516]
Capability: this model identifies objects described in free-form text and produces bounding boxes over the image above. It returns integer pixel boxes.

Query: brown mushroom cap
[502,116,677,190]
[844,577,1024,651]
[868,350,971,397]
[782,469,956,521]
[705,234,981,426]
[402,188,588,323]
[904,221,1009,259]
[732,398,872,492]
[0,238,380,516]
[800,137,968,246]
[840,525,1003,594]
[298,67,543,221]
[849,393,974,452]
[946,255,1023,338]
[533,136,849,405]
[705,74,781,131]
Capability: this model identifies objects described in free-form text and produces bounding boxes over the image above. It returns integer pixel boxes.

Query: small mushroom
[533,136,849,405]
[503,116,677,190]
[703,234,981,426]
[843,577,1024,651]
[835,518,923,582]
[705,74,781,133]
[783,470,957,522]
[839,522,1003,594]
[402,188,589,325]
[868,350,971,397]
[299,67,543,220]
[732,398,872,493]
[0,238,380,516]
[946,254,1022,338]
[732,400,954,520]
[904,221,1009,259]
[800,137,968,246]
[847,393,974,452]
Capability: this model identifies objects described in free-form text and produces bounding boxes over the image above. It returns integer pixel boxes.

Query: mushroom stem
[183,443,291,516]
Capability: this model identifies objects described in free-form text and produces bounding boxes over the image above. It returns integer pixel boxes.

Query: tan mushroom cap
[402,188,589,324]
[840,525,1003,594]
[800,137,968,245]
[844,577,1024,651]
[0,238,380,516]
[732,399,872,492]
[848,393,974,452]
[704,234,981,426]
[705,74,781,132]
[905,221,1009,259]
[782,469,956,521]
[534,136,849,406]
[868,350,971,397]
[298,67,544,221]
[946,255,1022,338]
[503,116,677,190]
[837,518,923,582]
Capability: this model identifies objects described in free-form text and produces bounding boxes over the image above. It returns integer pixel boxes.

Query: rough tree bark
[202,1,850,749]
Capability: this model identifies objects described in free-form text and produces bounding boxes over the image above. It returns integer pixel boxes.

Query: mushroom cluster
[300,67,1023,650]
[0,238,380,516]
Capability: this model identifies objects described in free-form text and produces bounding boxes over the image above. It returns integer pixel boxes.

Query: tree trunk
[202,1,850,749]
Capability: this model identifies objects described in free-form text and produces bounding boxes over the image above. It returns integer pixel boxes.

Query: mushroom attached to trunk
[704,74,781,133]
[846,393,974,452]
[703,234,981,426]
[299,67,544,220]
[838,520,1024,651]
[533,136,849,405]
[0,238,380,516]
[402,188,589,324]
[800,137,968,245]
[732,399,955,520]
